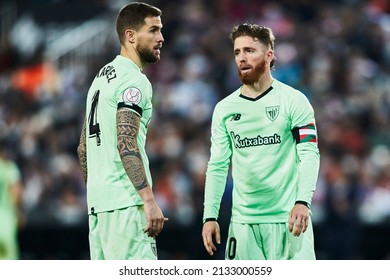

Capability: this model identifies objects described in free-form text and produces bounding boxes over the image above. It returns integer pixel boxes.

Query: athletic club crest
[266,106,279,121]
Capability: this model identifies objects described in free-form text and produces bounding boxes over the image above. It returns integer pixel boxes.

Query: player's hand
[143,200,168,237]
[202,221,220,256]
[288,204,310,237]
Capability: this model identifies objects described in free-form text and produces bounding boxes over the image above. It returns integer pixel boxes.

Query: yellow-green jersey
[203,79,320,224]
[86,55,153,214]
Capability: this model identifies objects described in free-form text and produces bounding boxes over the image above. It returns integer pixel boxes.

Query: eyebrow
[148,24,163,30]
[234,46,256,52]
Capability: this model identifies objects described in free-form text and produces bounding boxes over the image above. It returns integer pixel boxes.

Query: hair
[116,2,162,45]
[230,23,276,68]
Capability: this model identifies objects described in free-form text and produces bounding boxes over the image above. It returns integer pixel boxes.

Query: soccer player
[202,23,320,260]
[77,2,167,260]
[0,140,24,260]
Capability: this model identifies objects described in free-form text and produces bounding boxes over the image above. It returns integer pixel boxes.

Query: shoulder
[273,79,303,96]
[0,158,17,169]
[215,89,241,110]
[1,159,20,180]
[115,66,151,95]
[273,79,311,104]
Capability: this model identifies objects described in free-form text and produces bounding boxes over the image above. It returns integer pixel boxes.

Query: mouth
[154,46,162,55]
[240,66,252,74]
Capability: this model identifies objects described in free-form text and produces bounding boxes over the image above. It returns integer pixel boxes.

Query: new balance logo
[231,114,241,121]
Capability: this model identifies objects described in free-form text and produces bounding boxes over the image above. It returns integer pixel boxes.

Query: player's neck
[120,45,145,70]
[241,75,274,98]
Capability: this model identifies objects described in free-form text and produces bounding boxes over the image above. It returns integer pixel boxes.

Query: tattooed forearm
[77,118,88,184]
[117,108,148,191]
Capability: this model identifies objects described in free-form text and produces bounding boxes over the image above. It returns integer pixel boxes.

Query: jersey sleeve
[290,91,320,206]
[116,77,151,116]
[203,104,232,222]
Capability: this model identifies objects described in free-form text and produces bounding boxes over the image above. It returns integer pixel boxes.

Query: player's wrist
[203,217,217,224]
[295,200,310,209]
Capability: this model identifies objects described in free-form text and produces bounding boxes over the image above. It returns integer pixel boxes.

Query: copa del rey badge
[123,87,141,105]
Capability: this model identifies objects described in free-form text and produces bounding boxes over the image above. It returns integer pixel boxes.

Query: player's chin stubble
[138,45,160,64]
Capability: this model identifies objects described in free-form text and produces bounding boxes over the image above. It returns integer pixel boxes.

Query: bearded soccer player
[202,23,320,260]
[77,2,167,260]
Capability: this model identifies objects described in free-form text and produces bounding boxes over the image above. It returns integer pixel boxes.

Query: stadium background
[0,0,389,260]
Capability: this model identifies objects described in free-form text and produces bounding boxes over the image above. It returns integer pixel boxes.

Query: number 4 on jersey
[88,90,101,146]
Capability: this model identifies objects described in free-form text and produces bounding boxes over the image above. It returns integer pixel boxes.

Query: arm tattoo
[77,118,88,184]
[117,108,148,191]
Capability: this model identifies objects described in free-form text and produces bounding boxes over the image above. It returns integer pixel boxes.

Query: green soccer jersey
[203,79,320,224]
[86,55,153,214]
[0,158,20,214]
[0,158,21,260]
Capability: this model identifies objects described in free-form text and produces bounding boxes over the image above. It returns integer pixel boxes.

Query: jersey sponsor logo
[230,113,241,121]
[230,131,281,148]
[96,65,117,83]
[122,87,141,105]
[266,106,279,121]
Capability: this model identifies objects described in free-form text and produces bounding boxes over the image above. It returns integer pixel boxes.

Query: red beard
[238,61,266,85]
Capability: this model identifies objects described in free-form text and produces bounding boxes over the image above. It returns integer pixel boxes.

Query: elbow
[297,142,320,156]
[77,143,86,158]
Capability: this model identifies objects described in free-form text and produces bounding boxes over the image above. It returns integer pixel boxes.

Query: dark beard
[238,61,266,85]
[138,44,159,64]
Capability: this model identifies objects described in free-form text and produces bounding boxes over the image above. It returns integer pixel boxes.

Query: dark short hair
[230,23,276,68]
[116,2,162,45]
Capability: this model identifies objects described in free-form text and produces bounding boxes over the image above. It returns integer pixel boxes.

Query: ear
[125,29,136,44]
[266,49,274,63]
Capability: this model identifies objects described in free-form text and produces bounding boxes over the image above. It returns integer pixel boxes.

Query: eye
[149,27,159,34]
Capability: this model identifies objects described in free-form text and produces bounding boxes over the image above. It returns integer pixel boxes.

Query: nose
[158,31,164,43]
[236,53,246,63]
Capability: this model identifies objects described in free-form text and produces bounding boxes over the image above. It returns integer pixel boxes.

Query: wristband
[295,200,310,208]
[203,218,217,224]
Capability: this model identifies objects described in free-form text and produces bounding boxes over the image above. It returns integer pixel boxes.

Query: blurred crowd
[0,0,390,259]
